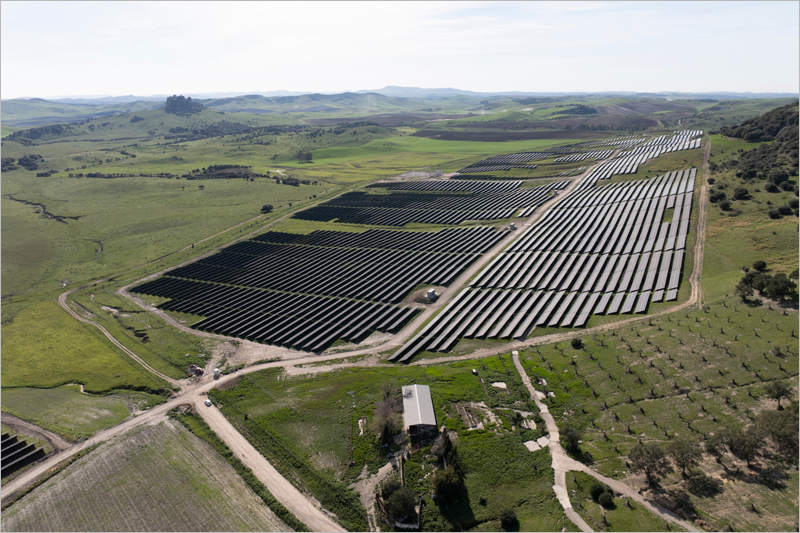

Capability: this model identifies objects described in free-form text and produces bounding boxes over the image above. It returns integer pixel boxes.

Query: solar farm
[292,180,568,225]
[131,226,507,352]
[131,130,703,357]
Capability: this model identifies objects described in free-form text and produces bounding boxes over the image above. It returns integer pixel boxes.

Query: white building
[402,384,437,436]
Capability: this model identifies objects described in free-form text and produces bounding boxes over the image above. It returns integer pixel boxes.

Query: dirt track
[1,414,71,453]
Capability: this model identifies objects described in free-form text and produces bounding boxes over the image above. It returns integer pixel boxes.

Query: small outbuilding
[402,384,437,437]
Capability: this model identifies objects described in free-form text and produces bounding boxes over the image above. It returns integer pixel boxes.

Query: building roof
[402,384,436,428]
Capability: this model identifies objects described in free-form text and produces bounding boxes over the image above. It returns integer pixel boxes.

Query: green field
[208,355,579,531]
[1,385,164,441]
[1,301,167,393]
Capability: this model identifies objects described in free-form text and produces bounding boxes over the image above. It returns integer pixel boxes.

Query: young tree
[704,430,730,462]
[668,436,703,475]
[764,381,793,409]
[629,443,672,486]
[432,467,461,500]
[562,426,581,453]
[384,486,416,521]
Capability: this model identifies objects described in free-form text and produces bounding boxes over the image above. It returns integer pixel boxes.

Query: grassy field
[1,385,165,441]
[566,471,668,531]
[209,355,581,531]
[1,300,167,393]
[0,419,290,532]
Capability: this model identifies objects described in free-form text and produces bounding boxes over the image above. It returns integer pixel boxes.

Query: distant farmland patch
[412,130,610,142]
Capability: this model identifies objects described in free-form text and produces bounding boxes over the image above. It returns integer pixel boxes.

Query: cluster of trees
[380,476,416,523]
[714,113,799,186]
[629,390,797,488]
[8,154,45,171]
[735,261,797,301]
[36,170,58,177]
[163,120,253,142]
[295,151,313,163]
[559,105,598,115]
[7,123,74,142]
[720,102,799,142]
[130,115,144,123]
[164,95,205,116]
[1,157,19,172]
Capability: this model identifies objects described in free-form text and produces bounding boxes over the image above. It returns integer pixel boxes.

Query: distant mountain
[356,86,798,100]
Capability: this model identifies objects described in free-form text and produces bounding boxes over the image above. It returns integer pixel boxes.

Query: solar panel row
[390,170,696,362]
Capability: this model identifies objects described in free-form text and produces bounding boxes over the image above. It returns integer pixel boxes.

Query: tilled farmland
[391,168,696,362]
[293,180,568,226]
[131,226,507,352]
[0,421,287,532]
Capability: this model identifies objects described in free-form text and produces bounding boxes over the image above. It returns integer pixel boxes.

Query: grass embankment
[566,471,668,531]
[1,385,164,441]
[0,420,291,532]
[209,355,579,531]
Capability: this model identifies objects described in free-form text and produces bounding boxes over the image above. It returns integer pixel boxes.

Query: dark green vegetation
[720,102,799,143]
[169,409,309,532]
[566,471,669,531]
[209,356,575,532]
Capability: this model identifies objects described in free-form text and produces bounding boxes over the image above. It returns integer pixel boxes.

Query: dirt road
[195,399,345,532]
[512,352,699,532]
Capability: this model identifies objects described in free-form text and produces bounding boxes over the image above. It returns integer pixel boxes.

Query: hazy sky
[2,1,798,99]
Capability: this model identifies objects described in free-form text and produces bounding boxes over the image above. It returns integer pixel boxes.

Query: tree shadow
[685,468,723,497]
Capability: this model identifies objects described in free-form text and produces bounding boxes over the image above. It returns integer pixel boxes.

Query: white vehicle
[204,399,212,407]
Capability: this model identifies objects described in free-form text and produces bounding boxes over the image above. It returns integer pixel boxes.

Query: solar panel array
[292,181,568,226]
[366,180,520,193]
[131,226,508,352]
[554,150,614,163]
[577,132,703,190]
[557,166,588,177]
[390,169,696,362]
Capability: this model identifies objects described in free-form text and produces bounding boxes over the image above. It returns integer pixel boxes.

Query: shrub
[720,199,732,211]
[780,181,796,191]
[778,205,793,216]
[765,183,780,193]
[589,482,606,501]
[707,177,716,185]
[571,338,583,349]
[768,209,782,219]
[733,187,750,200]
[598,492,615,508]
[753,260,767,272]
[385,487,416,521]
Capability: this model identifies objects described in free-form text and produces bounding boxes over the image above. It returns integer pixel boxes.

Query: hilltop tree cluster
[164,95,205,116]
[720,102,799,142]
[559,105,598,115]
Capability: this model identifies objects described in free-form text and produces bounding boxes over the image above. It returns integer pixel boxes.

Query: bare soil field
[306,113,463,126]
[1,418,289,532]
[411,129,610,141]
[593,101,694,115]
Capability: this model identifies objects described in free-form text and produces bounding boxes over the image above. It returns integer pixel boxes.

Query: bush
[780,181,796,191]
[753,260,767,272]
[720,199,732,211]
[589,482,606,501]
[707,177,716,185]
[733,187,750,200]
[385,487,416,521]
[778,205,793,216]
[571,338,583,349]
[765,183,780,193]
[598,491,615,508]
[768,208,782,219]
[432,467,461,500]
